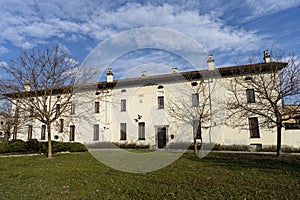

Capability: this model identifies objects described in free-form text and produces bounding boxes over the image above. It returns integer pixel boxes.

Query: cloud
[0,46,9,54]
[0,61,8,67]
[2,0,299,67]
[245,0,300,19]
[109,48,194,79]
[0,1,267,55]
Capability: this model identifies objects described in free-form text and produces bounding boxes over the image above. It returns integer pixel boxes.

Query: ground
[0,151,299,199]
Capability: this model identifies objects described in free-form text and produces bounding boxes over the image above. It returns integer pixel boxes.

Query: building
[10,51,300,149]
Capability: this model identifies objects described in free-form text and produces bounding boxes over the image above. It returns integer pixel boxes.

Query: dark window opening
[70,125,75,141]
[71,103,75,115]
[95,102,100,113]
[93,124,99,141]
[56,104,61,116]
[249,117,260,138]
[138,122,145,140]
[29,106,34,117]
[191,82,198,86]
[28,125,33,140]
[192,93,199,107]
[59,119,64,133]
[120,123,127,140]
[158,96,164,109]
[246,89,255,103]
[121,99,126,111]
[245,77,253,81]
[41,125,46,140]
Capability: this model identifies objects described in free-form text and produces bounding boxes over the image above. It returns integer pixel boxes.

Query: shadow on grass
[188,152,300,172]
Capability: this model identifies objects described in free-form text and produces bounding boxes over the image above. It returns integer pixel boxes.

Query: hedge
[0,139,87,154]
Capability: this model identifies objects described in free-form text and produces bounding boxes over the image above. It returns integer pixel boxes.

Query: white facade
[12,54,300,148]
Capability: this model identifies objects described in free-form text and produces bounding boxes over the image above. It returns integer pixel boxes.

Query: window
[138,122,145,140]
[249,117,260,138]
[246,89,255,103]
[44,105,47,112]
[191,82,198,86]
[95,102,100,113]
[59,119,64,133]
[245,76,253,81]
[157,85,164,89]
[15,107,19,118]
[121,99,126,111]
[29,106,34,117]
[158,96,164,109]
[193,119,202,139]
[41,125,46,140]
[28,125,33,140]
[71,103,75,115]
[93,124,99,141]
[0,132,3,137]
[138,95,144,104]
[56,104,61,115]
[70,125,75,141]
[192,93,199,107]
[119,123,127,140]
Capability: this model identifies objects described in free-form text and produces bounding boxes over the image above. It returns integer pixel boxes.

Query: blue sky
[0,0,299,79]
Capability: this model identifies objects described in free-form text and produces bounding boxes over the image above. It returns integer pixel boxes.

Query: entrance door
[157,127,167,149]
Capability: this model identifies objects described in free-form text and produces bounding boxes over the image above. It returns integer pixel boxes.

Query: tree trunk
[12,126,17,140]
[276,125,282,157]
[47,123,52,158]
[194,138,198,155]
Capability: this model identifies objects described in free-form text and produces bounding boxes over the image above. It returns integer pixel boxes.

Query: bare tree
[225,50,300,156]
[0,101,19,141]
[165,73,216,155]
[0,44,78,157]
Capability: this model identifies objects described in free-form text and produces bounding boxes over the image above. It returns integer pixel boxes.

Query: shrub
[63,142,87,152]
[52,141,65,153]
[259,145,300,153]
[113,142,150,149]
[282,146,300,153]
[259,145,277,152]
[0,140,87,155]
[186,143,251,151]
[7,140,28,153]
[0,142,9,153]
[26,139,41,152]
[86,142,117,149]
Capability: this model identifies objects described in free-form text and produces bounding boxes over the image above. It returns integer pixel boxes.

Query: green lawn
[0,152,299,199]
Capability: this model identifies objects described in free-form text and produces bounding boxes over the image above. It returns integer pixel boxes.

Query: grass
[0,151,299,199]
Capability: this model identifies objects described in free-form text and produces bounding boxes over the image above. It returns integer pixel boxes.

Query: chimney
[207,54,215,70]
[107,68,113,83]
[24,80,30,92]
[263,50,271,63]
[141,71,147,77]
[172,68,178,73]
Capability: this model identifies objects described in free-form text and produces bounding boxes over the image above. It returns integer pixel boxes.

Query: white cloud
[245,0,299,19]
[1,0,295,62]
[0,61,8,67]
[21,41,35,49]
[0,46,9,54]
